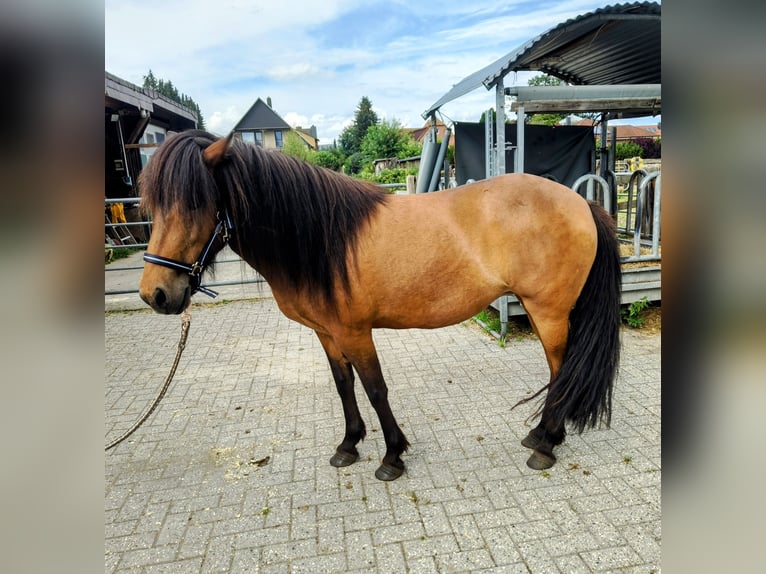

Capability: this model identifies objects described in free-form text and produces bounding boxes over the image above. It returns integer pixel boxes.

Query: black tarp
[454,123,594,188]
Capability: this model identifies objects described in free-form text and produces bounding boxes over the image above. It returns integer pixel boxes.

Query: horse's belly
[371,283,506,330]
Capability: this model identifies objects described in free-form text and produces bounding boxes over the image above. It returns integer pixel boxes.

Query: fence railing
[573,170,661,263]
[105,197,149,250]
[625,171,661,262]
[106,172,660,297]
[105,183,409,296]
[105,197,266,296]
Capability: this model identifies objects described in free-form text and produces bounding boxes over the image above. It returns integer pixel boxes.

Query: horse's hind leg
[522,406,566,470]
[317,333,366,468]
[519,303,570,470]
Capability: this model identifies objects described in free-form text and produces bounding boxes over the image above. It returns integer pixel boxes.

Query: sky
[105,0,655,144]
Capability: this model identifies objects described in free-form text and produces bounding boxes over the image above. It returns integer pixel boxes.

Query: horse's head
[139,132,232,314]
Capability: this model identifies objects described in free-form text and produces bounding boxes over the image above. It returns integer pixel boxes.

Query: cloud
[282,111,309,128]
[207,105,244,134]
[105,1,614,143]
[267,63,322,81]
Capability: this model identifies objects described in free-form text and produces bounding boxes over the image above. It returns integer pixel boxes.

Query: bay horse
[138,130,621,481]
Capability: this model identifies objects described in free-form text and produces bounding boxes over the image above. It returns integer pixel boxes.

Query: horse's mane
[139,129,389,305]
[139,130,220,216]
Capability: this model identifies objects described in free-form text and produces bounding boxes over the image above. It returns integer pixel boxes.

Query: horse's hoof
[521,431,542,450]
[330,450,358,467]
[526,450,556,470]
[375,462,404,481]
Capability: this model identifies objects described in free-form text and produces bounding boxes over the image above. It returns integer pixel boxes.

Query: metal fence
[105,184,409,296]
[105,197,149,249]
[105,197,267,296]
[573,170,661,262]
[105,172,660,298]
[492,169,661,331]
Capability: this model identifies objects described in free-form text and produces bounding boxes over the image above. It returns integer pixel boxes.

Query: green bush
[310,150,343,171]
[363,167,414,184]
[635,137,661,159]
[615,141,643,161]
[344,152,365,175]
[621,297,650,328]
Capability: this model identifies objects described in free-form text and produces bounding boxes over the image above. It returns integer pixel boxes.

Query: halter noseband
[143,209,234,298]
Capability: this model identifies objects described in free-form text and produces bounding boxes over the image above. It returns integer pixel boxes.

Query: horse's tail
[518,202,622,433]
[556,202,622,432]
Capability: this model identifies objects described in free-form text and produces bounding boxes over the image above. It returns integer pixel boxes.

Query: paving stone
[106,294,660,573]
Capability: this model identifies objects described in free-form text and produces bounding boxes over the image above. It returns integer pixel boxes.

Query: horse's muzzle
[140,284,190,315]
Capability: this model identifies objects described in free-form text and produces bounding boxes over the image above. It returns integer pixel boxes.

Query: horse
[138,130,621,481]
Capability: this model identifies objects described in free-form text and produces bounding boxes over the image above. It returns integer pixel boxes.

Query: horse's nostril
[154,287,167,308]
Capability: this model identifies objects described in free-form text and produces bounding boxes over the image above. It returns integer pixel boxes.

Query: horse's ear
[203,132,234,168]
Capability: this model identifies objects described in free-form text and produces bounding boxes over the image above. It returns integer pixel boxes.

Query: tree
[344,152,365,176]
[143,69,158,90]
[142,69,206,129]
[478,109,495,123]
[338,126,357,157]
[354,96,378,144]
[526,74,566,126]
[281,131,312,162]
[478,108,512,124]
[527,74,563,87]
[360,119,420,162]
[339,96,379,157]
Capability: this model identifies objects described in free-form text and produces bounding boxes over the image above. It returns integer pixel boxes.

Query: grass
[472,307,535,344]
[474,309,502,333]
[105,246,142,265]
[473,297,660,344]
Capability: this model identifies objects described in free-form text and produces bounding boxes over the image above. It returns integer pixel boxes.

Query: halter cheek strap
[143,209,233,298]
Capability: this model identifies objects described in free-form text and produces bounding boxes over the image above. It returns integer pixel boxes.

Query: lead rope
[105,310,192,451]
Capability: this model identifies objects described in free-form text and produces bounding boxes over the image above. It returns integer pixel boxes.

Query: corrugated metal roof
[423,2,660,117]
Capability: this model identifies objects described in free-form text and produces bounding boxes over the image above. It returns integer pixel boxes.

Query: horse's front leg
[317,333,366,468]
[344,332,410,481]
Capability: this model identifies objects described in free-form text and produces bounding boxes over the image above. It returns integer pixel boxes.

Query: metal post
[484,108,494,178]
[651,173,661,255]
[495,77,506,176]
[428,127,451,192]
[416,118,438,193]
[637,171,662,257]
[495,78,510,338]
[516,105,525,174]
[633,177,645,258]
[572,174,610,213]
[114,114,133,187]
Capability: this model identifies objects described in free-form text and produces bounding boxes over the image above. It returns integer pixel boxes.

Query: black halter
[143,209,234,298]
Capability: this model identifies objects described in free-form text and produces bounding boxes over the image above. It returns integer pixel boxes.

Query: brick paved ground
[105,293,660,573]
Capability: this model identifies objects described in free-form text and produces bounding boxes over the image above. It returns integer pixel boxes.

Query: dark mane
[139,130,220,217]
[140,129,388,305]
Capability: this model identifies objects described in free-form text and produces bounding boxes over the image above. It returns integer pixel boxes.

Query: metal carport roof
[423,2,661,117]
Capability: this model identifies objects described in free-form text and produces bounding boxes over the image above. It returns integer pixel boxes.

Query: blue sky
[105,1,654,144]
